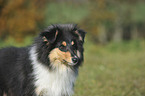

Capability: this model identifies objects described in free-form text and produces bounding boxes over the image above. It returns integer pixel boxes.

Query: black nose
[72,57,78,64]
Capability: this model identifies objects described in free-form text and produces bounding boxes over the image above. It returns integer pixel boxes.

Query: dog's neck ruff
[29,46,78,96]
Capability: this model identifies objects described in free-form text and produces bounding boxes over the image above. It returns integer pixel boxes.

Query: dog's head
[36,24,86,69]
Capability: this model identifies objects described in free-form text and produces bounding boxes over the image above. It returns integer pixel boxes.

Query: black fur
[0,47,36,96]
[0,24,86,96]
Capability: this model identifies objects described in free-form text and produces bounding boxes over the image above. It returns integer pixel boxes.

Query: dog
[0,24,86,96]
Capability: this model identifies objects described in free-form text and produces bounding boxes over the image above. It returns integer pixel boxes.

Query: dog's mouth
[62,59,77,66]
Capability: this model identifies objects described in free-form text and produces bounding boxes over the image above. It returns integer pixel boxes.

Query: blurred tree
[44,1,89,26]
[131,2,145,39]
[0,0,47,42]
[112,1,125,42]
[82,0,114,44]
[82,0,145,44]
[1,0,145,43]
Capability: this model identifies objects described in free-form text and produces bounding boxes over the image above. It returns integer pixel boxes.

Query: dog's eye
[59,45,66,51]
[72,43,75,47]
[72,43,77,50]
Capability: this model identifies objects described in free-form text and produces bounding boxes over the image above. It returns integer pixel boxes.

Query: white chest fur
[29,46,77,96]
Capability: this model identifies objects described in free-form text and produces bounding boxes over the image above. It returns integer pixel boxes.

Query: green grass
[0,36,33,48]
[0,38,145,96]
[74,40,145,96]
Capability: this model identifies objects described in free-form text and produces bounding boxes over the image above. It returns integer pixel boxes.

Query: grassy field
[74,40,145,96]
[0,38,145,96]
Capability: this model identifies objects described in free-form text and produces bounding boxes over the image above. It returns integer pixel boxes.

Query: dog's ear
[75,29,86,42]
[40,29,58,44]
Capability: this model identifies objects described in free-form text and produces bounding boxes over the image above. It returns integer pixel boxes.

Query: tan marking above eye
[71,41,74,45]
[43,36,48,42]
[62,41,67,46]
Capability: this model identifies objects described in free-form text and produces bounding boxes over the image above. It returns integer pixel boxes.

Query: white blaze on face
[77,50,81,58]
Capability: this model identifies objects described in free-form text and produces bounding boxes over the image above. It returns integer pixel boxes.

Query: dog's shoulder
[0,47,29,67]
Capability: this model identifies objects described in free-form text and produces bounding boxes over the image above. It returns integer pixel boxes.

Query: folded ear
[75,29,86,42]
[40,29,58,44]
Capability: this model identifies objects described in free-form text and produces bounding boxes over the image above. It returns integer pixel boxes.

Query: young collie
[0,24,86,96]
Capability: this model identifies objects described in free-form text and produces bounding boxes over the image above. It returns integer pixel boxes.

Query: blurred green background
[0,0,145,96]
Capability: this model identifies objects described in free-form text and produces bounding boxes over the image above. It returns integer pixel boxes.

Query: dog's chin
[68,62,77,66]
